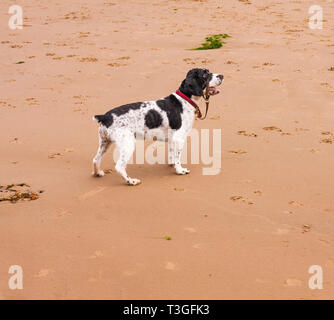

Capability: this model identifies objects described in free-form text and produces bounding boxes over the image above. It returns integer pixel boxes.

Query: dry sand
[1,0,334,299]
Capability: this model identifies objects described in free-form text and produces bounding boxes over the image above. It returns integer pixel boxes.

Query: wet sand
[1,0,334,299]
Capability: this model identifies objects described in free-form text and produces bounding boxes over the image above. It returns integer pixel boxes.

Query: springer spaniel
[92,68,223,185]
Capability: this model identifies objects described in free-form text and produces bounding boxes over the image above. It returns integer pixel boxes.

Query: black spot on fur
[107,102,143,116]
[94,102,143,128]
[157,94,183,130]
[145,109,163,129]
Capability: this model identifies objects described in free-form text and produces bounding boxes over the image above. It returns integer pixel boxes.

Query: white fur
[92,94,195,185]
[92,69,223,185]
[209,74,223,87]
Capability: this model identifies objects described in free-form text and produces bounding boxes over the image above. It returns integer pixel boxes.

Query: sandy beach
[1,0,334,299]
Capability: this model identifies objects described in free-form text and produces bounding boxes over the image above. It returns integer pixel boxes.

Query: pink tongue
[209,87,220,95]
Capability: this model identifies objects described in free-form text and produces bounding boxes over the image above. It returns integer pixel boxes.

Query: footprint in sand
[237,130,258,137]
[238,0,251,5]
[48,152,63,159]
[25,97,39,106]
[225,60,237,65]
[108,62,126,67]
[1,100,16,108]
[321,131,333,136]
[263,62,275,66]
[263,126,291,136]
[48,148,74,159]
[73,95,87,105]
[320,131,334,144]
[79,57,98,62]
[107,56,131,67]
[320,138,333,144]
[72,108,85,114]
[230,196,243,201]
[302,224,312,234]
[230,196,254,205]
[289,200,303,207]
[263,126,281,132]
[183,57,214,65]
[229,150,247,154]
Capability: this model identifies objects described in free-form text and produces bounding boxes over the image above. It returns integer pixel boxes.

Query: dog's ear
[180,70,204,97]
[184,77,204,97]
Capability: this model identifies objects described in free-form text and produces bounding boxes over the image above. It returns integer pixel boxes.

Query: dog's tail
[92,114,114,128]
[92,114,105,122]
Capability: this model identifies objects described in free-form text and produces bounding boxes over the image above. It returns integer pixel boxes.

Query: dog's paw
[127,178,142,186]
[92,170,105,177]
[176,168,190,175]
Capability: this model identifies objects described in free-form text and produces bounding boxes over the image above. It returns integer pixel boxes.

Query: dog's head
[179,68,223,99]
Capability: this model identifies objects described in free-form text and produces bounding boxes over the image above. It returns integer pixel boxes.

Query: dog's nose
[218,74,224,80]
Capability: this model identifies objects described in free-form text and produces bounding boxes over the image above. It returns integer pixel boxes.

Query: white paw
[92,170,104,177]
[176,168,190,175]
[127,178,142,186]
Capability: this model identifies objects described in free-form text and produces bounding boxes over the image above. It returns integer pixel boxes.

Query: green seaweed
[192,34,230,50]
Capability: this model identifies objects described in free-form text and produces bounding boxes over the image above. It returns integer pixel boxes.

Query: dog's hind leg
[114,130,141,186]
[92,135,111,177]
[168,129,175,166]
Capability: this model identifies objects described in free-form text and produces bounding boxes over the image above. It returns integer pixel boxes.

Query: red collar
[175,90,199,109]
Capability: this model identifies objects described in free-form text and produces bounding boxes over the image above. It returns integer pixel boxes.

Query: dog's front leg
[172,133,190,175]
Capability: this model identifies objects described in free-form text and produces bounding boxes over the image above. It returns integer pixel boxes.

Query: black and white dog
[92,68,223,185]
